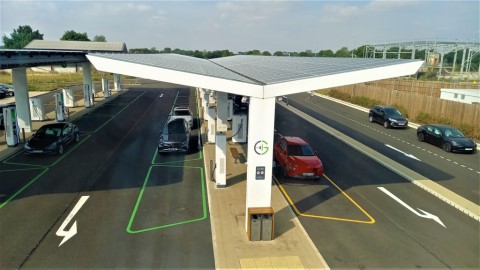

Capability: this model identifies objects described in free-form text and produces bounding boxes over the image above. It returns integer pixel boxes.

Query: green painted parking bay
[127,165,207,233]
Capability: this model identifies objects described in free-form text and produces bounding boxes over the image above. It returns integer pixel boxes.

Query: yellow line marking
[274,174,375,224]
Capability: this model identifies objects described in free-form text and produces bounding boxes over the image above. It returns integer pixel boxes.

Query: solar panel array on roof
[90,53,259,84]
[211,55,419,84]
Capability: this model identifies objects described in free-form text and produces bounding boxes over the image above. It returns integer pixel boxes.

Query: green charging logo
[254,140,269,155]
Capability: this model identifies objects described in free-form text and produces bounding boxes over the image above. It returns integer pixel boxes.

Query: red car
[273,136,324,179]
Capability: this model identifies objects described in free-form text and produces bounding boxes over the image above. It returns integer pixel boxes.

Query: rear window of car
[173,110,191,116]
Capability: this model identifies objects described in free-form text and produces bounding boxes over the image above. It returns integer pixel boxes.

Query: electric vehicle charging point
[247,207,274,241]
[206,106,216,144]
[102,78,110,98]
[30,97,46,121]
[226,99,233,121]
[62,88,75,108]
[54,92,66,122]
[3,106,20,147]
[83,83,93,108]
[114,74,123,91]
[232,114,247,143]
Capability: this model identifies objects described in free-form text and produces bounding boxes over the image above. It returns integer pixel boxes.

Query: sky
[1,0,479,53]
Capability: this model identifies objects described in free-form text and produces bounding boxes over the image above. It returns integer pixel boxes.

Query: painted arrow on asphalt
[378,187,446,228]
[56,196,90,247]
[385,144,421,161]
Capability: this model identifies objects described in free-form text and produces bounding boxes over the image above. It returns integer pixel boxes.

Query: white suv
[169,106,193,129]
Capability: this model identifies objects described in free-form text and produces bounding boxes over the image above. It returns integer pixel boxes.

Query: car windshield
[36,127,62,138]
[287,144,315,156]
[385,108,402,116]
[166,121,186,134]
[174,110,191,116]
[444,128,465,138]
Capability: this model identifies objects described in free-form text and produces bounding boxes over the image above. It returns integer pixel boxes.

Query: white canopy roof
[87,53,423,99]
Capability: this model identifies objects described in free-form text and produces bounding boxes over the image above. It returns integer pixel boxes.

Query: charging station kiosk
[114,74,123,91]
[232,114,247,143]
[63,88,75,107]
[30,97,46,121]
[3,106,20,147]
[207,106,216,143]
[84,83,93,108]
[227,99,233,121]
[102,78,110,98]
[54,92,66,122]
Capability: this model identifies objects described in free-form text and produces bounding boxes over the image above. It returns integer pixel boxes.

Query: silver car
[158,118,191,153]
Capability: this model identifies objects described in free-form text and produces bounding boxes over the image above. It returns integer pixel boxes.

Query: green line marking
[0,167,49,209]
[126,165,207,233]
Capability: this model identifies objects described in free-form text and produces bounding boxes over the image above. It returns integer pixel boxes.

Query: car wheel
[58,144,64,155]
[442,142,452,152]
[417,133,425,142]
[383,120,390,128]
[369,115,373,123]
[74,133,80,143]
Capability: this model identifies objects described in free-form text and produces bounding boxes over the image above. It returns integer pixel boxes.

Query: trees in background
[1,25,44,49]
[60,30,90,41]
[2,25,478,70]
[93,35,107,42]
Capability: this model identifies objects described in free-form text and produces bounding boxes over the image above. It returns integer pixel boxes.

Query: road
[273,94,479,268]
[0,85,214,269]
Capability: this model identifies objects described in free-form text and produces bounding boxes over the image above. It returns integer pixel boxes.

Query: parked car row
[158,106,193,154]
[368,104,476,153]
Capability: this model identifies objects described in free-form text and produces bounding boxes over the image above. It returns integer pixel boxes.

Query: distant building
[440,88,480,104]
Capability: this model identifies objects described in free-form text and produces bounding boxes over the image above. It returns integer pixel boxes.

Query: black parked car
[417,124,477,153]
[369,105,408,128]
[24,122,80,155]
[158,118,190,153]
[0,84,14,96]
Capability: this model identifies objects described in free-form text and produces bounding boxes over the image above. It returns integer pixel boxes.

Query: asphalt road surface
[0,85,214,269]
[273,95,479,269]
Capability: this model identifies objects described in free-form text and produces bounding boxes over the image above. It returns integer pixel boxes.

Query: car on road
[369,105,408,128]
[158,118,191,153]
[274,136,324,179]
[169,106,193,129]
[0,89,6,99]
[0,84,15,97]
[24,122,80,155]
[417,124,477,153]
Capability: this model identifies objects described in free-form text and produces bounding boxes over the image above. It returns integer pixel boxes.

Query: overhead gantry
[85,53,424,232]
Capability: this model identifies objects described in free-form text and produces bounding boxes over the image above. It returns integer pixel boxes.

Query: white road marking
[378,187,446,228]
[385,144,421,161]
[56,196,90,247]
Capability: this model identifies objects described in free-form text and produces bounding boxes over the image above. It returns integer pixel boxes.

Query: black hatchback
[24,122,80,155]
[369,105,408,128]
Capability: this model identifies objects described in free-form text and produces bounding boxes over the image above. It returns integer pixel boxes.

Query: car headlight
[388,118,397,122]
[24,143,31,149]
[450,140,461,146]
